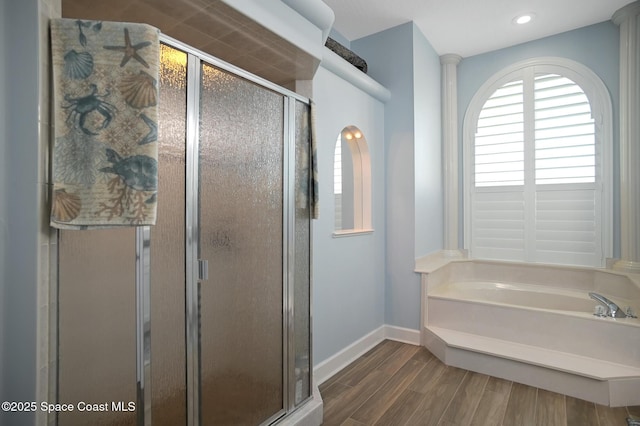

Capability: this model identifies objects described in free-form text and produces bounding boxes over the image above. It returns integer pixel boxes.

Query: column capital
[612,0,640,26]
[440,54,462,65]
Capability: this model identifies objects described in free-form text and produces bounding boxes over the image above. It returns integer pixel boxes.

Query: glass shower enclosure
[56,39,312,426]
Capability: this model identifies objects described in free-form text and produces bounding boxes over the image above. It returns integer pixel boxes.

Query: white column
[441,54,462,256]
[613,1,640,272]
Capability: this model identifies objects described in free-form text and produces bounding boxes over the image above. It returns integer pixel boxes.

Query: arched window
[333,125,373,236]
[463,58,612,267]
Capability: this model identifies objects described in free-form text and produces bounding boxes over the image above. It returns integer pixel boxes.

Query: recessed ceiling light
[514,13,535,25]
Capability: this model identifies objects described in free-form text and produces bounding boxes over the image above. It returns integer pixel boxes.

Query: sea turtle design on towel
[100,148,157,202]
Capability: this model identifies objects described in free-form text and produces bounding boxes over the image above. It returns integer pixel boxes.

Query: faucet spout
[589,292,627,318]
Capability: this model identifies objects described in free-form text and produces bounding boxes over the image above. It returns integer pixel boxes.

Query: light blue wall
[1,0,40,423]
[413,25,443,259]
[458,21,620,255]
[312,65,386,364]
[0,0,7,407]
[352,22,442,330]
[352,23,417,330]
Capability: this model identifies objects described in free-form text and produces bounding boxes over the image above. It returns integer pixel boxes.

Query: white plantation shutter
[475,80,524,186]
[534,188,600,265]
[534,74,596,185]
[471,190,525,261]
[467,61,611,267]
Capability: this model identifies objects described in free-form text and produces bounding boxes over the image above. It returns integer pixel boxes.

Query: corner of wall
[37,1,61,425]
[2,0,41,423]
[0,0,59,422]
[411,23,444,259]
[43,1,61,422]
[0,0,7,407]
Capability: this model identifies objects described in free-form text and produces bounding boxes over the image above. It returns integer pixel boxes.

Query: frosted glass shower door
[198,63,285,425]
[58,229,137,426]
[149,43,188,425]
[57,39,311,426]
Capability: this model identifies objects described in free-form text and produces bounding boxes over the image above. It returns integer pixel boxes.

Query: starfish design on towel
[103,28,151,68]
[138,113,157,145]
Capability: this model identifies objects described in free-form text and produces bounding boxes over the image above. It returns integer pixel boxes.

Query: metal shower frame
[132,34,314,426]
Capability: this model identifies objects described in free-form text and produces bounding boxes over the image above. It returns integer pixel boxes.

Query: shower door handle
[198,259,209,281]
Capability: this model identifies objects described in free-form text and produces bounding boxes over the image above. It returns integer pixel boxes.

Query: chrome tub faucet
[589,292,633,318]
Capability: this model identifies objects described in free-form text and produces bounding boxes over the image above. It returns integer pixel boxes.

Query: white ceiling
[322,0,634,58]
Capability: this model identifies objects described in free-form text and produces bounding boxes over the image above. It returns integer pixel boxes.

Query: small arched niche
[333,126,373,236]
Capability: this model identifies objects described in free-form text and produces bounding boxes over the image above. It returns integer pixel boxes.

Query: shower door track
[130,34,311,426]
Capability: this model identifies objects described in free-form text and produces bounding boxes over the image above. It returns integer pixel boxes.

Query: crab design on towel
[63,83,115,135]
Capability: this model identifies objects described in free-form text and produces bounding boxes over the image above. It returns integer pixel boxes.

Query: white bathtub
[430,280,639,316]
[417,256,640,407]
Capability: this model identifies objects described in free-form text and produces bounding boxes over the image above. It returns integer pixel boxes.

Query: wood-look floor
[319,340,640,426]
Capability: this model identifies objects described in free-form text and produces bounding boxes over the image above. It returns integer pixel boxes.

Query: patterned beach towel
[310,99,319,219]
[50,19,160,229]
[296,100,320,219]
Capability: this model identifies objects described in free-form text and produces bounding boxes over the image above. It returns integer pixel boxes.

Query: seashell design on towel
[51,189,82,222]
[53,129,107,186]
[63,50,94,79]
[119,70,157,109]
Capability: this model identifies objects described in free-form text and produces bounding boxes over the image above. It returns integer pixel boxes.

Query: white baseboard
[314,326,385,385]
[383,325,421,345]
[313,325,420,385]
